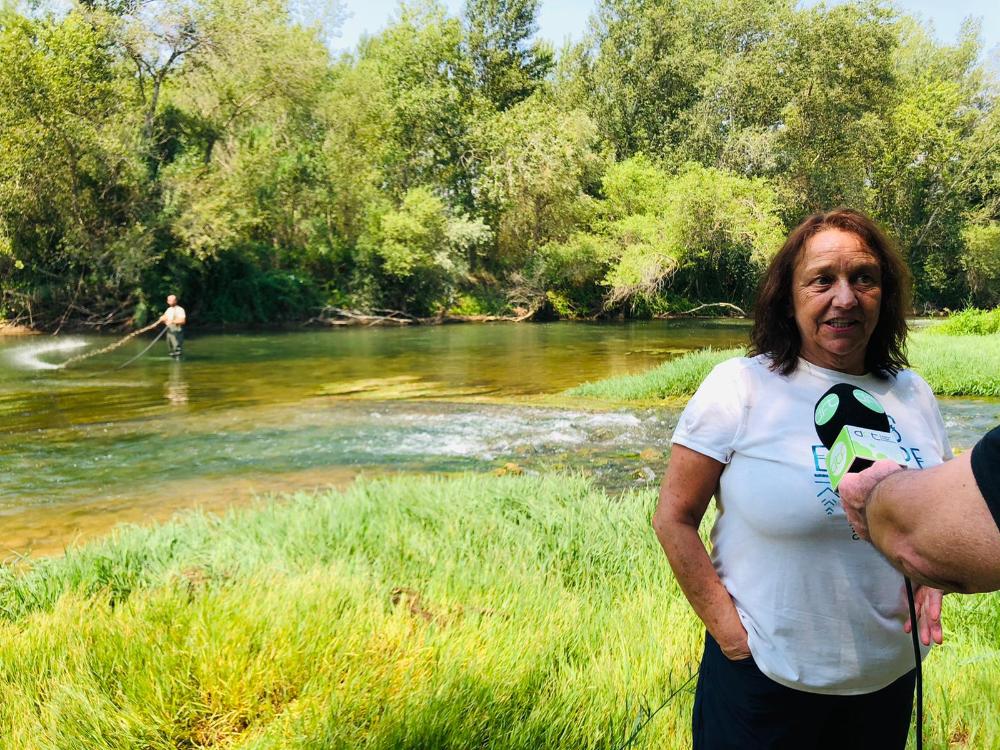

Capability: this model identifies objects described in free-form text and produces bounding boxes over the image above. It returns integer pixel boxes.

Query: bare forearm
[868,477,951,589]
[868,456,1000,593]
[654,519,747,654]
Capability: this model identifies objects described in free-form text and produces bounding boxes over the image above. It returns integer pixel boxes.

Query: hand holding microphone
[813,384,943,652]
[837,460,906,540]
[813,382,906,491]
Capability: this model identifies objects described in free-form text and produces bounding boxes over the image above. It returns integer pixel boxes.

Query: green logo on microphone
[828,442,848,477]
[815,393,839,425]
[852,389,884,413]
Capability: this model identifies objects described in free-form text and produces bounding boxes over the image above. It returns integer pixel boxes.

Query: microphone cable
[904,576,923,750]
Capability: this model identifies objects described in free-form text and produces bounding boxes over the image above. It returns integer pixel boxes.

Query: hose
[115,326,167,370]
[58,321,162,369]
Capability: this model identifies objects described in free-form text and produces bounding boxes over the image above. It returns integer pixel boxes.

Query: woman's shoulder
[699,355,775,398]
[888,367,932,390]
[884,367,936,405]
[712,353,770,373]
[704,355,759,383]
[713,353,781,381]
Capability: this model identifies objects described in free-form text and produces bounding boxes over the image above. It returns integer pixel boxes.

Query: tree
[359,1,477,208]
[463,0,552,111]
[356,187,487,314]
[774,2,899,214]
[581,0,710,159]
[599,160,785,309]
[0,9,151,324]
[866,18,994,306]
[160,0,332,254]
[472,94,605,269]
[961,220,1000,308]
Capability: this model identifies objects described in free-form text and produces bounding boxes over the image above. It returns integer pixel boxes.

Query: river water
[2,321,997,558]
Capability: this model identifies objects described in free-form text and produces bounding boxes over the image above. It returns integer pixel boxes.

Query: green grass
[908,331,1000,397]
[1,474,998,749]
[0,475,700,749]
[567,347,744,401]
[930,308,1000,336]
[567,332,1000,400]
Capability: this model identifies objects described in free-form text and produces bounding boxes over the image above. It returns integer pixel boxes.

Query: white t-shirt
[672,355,952,695]
[164,305,186,325]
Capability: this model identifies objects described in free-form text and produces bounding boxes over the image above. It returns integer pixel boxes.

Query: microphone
[813,383,904,490]
[813,383,926,750]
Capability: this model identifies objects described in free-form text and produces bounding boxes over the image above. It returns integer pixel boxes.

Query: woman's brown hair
[749,208,911,378]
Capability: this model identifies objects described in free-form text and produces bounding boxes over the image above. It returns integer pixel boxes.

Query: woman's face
[791,228,882,375]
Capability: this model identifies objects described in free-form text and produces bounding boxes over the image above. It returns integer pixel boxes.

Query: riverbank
[1,473,997,748]
[0,322,38,336]
[0,309,719,335]
[568,331,1000,400]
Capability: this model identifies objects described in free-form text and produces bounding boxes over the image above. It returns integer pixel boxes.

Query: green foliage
[464,0,553,111]
[473,94,605,269]
[600,161,784,309]
[357,187,481,315]
[360,1,477,208]
[374,188,452,279]
[871,18,992,307]
[930,308,1000,336]
[192,252,322,324]
[0,0,998,326]
[581,0,715,159]
[600,155,671,217]
[448,288,510,316]
[960,222,1000,308]
[0,8,151,317]
[533,233,614,316]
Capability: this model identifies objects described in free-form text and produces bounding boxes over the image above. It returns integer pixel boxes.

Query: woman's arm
[652,444,750,660]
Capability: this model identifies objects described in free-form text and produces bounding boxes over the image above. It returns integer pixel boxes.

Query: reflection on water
[165,360,189,406]
[1,321,996,558]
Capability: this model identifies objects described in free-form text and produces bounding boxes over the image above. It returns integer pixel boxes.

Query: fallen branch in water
[307,307,416,326]
[657,302,747,318]
[306,306,537,327]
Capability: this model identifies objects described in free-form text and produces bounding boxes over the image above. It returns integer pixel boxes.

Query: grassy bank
[929,308,1000,336]
[1,474,998,749]
[568,331,1000,400]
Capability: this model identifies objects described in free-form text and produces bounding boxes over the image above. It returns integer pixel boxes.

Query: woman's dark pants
[692,633,915,749]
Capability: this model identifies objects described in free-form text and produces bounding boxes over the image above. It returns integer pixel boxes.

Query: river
[2,321,996,558]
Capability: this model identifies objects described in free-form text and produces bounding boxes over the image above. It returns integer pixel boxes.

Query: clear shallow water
[1,321,996,557]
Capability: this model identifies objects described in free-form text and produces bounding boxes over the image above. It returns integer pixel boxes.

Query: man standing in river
[159,294,186,358]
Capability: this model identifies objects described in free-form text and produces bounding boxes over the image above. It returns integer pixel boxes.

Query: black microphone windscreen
[813,383,890,449]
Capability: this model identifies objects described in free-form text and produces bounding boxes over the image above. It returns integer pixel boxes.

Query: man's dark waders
[166,324,184,358]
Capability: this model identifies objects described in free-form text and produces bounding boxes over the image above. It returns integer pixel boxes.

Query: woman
[653,209,949,749]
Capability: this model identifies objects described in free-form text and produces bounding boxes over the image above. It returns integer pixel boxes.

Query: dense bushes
[1,0,998,326]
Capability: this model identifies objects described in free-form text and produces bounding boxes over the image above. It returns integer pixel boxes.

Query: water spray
[9,339,89,370]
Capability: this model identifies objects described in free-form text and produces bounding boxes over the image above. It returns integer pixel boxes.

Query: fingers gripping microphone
[813,383,903,490]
